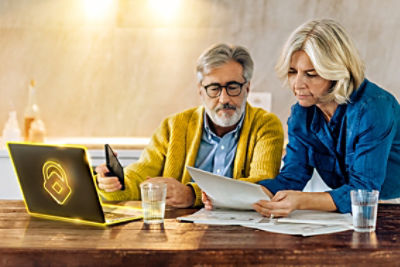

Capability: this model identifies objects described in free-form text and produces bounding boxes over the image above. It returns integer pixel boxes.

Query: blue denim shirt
[259,79,400,213]
[194,112,244,178]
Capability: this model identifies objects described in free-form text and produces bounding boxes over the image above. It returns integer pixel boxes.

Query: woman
[203,19,400,216]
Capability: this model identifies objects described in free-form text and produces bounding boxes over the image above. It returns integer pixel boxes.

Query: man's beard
[203,95,247,127]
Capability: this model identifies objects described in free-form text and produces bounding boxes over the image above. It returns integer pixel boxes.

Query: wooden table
[0,200,399,266]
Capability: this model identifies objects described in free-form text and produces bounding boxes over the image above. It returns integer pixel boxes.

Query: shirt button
[221,145,225,150]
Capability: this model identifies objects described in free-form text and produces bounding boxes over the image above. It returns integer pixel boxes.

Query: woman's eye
[306,72,318,77]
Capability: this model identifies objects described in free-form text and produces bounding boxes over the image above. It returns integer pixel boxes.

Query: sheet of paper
[177,208,264,225]
[186,166,269,210]
[243,222,353,236]
[277,210,353,226]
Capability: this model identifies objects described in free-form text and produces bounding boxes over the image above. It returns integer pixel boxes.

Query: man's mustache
[215,103,236,112]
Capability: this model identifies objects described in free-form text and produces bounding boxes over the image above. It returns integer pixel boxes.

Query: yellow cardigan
[99,103,284,207]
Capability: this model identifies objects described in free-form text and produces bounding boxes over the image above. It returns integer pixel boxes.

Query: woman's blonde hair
[275,19,365,104]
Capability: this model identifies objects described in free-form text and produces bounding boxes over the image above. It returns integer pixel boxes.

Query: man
[96,43,284,208]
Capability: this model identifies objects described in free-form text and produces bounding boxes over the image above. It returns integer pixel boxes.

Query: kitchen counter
[45,137,150,150]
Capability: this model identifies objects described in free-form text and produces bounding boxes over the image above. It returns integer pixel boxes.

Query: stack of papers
[178,208,265,225]
[177,208,353,236]
[183,166,353,236]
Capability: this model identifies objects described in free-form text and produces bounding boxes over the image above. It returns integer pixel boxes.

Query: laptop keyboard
[102,205,143,223]
[104,211,138,222]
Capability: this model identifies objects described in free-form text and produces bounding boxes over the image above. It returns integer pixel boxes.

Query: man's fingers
[146,177,171,183]
[97,176,119,185]
[202,192,214,210]
[100,181,120,190]
[166,189,175,199]
[97,175,122,192]
[95,164,110,177]
[165,198,172,205]
[103,184,122,192]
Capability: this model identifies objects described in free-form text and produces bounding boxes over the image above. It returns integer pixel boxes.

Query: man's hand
[145,177,195,208]
[202,192,213,210]
[95,163,122,192]
[252,190,302,217]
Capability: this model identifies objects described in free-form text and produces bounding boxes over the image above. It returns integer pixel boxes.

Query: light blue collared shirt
[194,111,245,178]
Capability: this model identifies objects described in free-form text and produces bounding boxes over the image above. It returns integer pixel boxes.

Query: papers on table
[178,208,353,236]
[184,166,353,236]
[277,209,353,226]
[186,166,269,210]
[177,208,265,225]
[244,210,353,236]
[243,222,353,237]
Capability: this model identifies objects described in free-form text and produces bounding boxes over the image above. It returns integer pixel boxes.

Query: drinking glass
[140,182,167,224]
[351,189,379,232]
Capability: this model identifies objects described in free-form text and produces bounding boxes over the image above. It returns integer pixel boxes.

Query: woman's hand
[202,192,213,210]
[252,190,303,217]
[252,190,337,217]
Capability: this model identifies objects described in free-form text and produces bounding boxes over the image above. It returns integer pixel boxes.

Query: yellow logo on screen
[42,161,72,205]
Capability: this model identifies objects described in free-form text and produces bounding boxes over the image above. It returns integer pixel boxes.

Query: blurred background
[0,0,399,139]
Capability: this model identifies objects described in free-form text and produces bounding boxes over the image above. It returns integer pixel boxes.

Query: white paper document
[277,209,353,226]
[243,222,353,237]
[186,166,270,210]
[177,208,265,225]
[178,208,353,236]
[246,210,354,236]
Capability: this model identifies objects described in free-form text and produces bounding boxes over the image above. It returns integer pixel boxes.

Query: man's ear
[197,83,202,95]
[246,81,251,93]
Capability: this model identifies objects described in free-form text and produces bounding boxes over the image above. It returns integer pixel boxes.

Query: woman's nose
[294,73,306,89]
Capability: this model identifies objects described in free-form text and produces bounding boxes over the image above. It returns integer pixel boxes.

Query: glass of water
[350,189,379,232]
[140,182,167,224]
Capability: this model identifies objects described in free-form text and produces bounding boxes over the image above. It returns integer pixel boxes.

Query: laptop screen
[7,143,105,223]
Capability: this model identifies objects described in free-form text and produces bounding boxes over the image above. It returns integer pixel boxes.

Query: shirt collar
[311,103,347,133]
[203,109,245,140]
[349,78,368,103]
[310,78,368,133]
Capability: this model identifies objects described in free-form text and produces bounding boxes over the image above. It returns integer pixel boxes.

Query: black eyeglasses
[201,81,247,98]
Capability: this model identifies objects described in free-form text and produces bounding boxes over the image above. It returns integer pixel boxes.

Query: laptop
[7,142,142,226]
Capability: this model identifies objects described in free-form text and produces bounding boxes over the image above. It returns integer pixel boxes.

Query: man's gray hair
[196,43,254,83]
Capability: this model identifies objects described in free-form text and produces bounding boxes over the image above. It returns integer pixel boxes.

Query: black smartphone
[105,144,125,190]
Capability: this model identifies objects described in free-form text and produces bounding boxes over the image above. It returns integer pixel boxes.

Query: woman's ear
[328,81,337,93]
